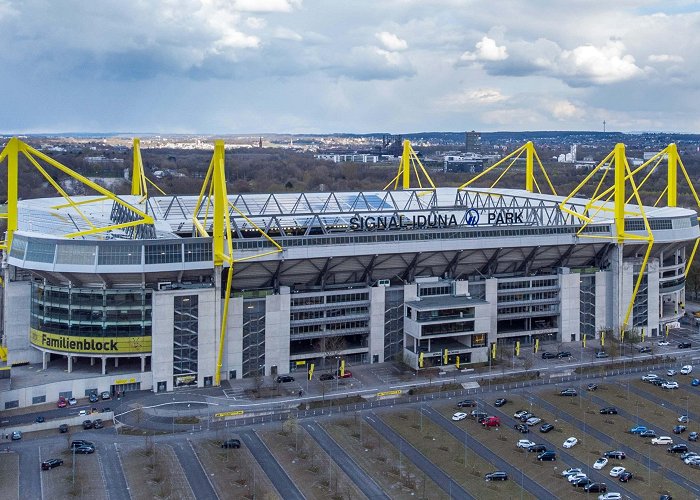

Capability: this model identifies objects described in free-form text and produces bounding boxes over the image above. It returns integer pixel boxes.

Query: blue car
[692,379,699,387]
[630,425,647,434]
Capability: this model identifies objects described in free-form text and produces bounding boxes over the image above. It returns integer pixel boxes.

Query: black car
[471,411,488,421]
[477,414,488,423]
[539,423,554,433]
[485,471,508,481]
[82,420,93,430]
[584,482,607,493]
[527,444,547,453]
[638,346,652,353]
[58,424,69,433]
[574,478,592,488]
[651,379,665,386]
[494,398,507,407]
[541,352,557,359]
[587,383,598,391]
[519,412,533,422]
[537,450,556,461]
[619,471,633,482]
[560,388,577,396]
[457,399,477,408]
[604,450,626,459]
[600,407,618,415]
[679,342,692,349]
[689,432,698,442]
[93,419,104,429]
[89,393,98,403]
[70,440,93,449]
[673,425,687,434]
[514,423,530,433]
[319,373,334,381]
[660,495,673,500]
[35,416,45,423]
[74,445,95,455]
[276,375,295,383]
[557,351,572,358]
[41,458,64,470]
[640,430,657,438]
[221,439,241,449]
[668,444,688,453]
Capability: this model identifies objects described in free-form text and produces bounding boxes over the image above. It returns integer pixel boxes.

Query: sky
[1,0,700,134]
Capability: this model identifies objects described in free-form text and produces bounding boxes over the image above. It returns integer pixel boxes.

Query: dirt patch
[191,436,279,500]
[119,439,195,500]
[41,441,107,500]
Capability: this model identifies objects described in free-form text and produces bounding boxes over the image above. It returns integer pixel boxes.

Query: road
[167,440,218,500]
[304,420,388,500]
[17,441,41,500]
[99,442,131,500]
[421,406,556,499]
[363,412,473,500]
[478,400,641,499]
[239,430,305,500]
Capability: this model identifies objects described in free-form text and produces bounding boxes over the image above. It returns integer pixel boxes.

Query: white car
[452,412,468,421]
[609,466,625,477]
[663,381,679,389]
[678,415,689,423]
[517,439,536,449]
[593,457,608,470]
[642,374,659,382]
[681,365,693,375]
[658,340,670,346]
[652,436,673,445]
[563,437,578,448]
[567,473,588,483]
[667,369,677,376]
[513,410,528,418]
[526,417,542,426]
[598,493,622,500]
[561,467,582,477]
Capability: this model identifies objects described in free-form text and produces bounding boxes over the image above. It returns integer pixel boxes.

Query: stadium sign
[30,329,152,354]
[349,209,524,231]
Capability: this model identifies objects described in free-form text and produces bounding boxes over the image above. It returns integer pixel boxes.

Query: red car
[57,396,67,408]
[336,370,352,378]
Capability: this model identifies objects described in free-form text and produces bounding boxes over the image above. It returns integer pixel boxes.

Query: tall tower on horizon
[465,131,481,154]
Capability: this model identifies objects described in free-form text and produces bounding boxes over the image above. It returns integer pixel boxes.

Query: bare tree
[322,336,348,370]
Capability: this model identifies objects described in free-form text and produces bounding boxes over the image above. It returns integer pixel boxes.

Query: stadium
[0,138,698,407]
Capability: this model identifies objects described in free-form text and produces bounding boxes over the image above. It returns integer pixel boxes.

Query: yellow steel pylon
[384,140,436,190]
[131,138,166,201]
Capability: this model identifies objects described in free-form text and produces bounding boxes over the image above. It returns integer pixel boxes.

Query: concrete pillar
[101,356,106,375]
[141,355,146,373]
[42,351,47,370]
[90,357,95,366]
[369,285,386,363]
[67,355,73,373]
[114,357,119,368]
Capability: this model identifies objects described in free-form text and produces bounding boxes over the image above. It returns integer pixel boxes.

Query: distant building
[84,156,124,164]
[443,154,484,173]
[315,153,380,164]
[465,131,482,154]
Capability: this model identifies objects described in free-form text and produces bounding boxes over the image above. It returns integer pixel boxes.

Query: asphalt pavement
[99,442,131,500]
[170,440,219,500]
[364,411,474,500]
[421,405,557,499]
[17,441,41,500]
[304,420,388,500]
[240,430,305,500]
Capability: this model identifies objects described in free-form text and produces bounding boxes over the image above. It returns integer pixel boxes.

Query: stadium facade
[0,138,698,406]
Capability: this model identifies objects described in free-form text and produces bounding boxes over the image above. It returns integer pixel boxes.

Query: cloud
[327,45,415,80]
[438,88,508,108]
[273,27,303,41]
[233,0,301,13]
[460,36,508,62]
[548,100,585,120]
[375,31,408,51]
[554,41,643,85]
[648,53,684,63]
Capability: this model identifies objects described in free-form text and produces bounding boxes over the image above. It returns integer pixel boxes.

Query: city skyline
[1,0,699,134]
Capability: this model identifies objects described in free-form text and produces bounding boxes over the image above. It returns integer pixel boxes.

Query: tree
[322,336,347,370]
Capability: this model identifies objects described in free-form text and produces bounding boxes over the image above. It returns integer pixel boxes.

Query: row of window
[497,278,558,290]
[498,291,559,303]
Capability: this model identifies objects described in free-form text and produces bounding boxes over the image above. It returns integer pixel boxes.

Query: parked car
[58,424,69,433]
[101,391,111,400]
[82,420,93,430]
[584,482,608,493]
[494,398,507,407]
[600,407,618,415]
[560,388,577,396]
[527,444,547,453]
[609,466,626,477]
[471,410,488,420]
[452,412,468,421]
[587,383,598,391]
[681,365,693,375]
[70,440,93,449]
[539,423,554,433]
[517,439,536,449]
[74,445,95,454]
[336,370,352,378]
[525,417,542,426]
[57,396,67,408]
[604,450,626,459]
[651,379,665,386]
[484,471,508,481]
[673,425,687,434]
[658,340,670,346]
[642,374,659,382]
[68,397,77,406]
[692,379,700,387]
[41,459,64,470]
[668,444,688,453]
[663,381,679,389]
[276,375,295,383]
[557,351,572,358]
[221,439,241,449]
[457,399,477,408]
[537,450,556,461]
[482,416,500,427]
[35,416,45,423]
[667,369,677,377]
[514,423,530,433]
[593,457,609,469]
[513,410,529,418]
[689,432,698,442]
[563,437,578,448]
[561,467,582,477]
[93,419,104,429]
[638,346,652,353]
[639,430,657,438]
[541,351,557,359]
[319,373,334,381]
[651,436,673,445]
[11,431,21,440]
[618,471,633,482]
[573,477,593,488]
[518,412,533,422]
[599,493,623,500]
[88,393,98,403]
[595,351,609,358]
[679,342,692,349]
[568,472,588,483]
[678,415,689,423]
[630,425,647,434]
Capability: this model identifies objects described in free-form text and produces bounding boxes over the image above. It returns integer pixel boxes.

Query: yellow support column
[6,137,19,251]
[213,140,226,266]
[401,140,411,189]
[131,138,143,196]
[525,141,534,192]
[614,143,626,242]
[667,143,678,207]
